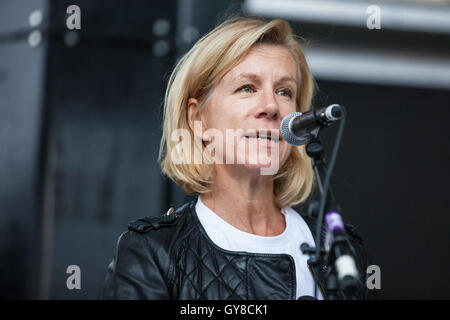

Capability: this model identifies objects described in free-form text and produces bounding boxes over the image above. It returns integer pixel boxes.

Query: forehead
[224,44,298,83]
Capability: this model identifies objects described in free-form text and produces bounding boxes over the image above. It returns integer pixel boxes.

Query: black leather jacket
[103,199,375,300]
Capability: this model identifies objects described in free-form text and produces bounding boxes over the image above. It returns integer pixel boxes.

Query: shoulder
[127,206,183,233]
[110,201,197,267]
[123,200,197,246]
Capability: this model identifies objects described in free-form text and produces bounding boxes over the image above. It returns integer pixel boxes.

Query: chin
[240,153,283,175]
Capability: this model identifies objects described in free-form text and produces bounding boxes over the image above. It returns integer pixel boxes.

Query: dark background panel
[312,81,450,299]
[0,0,449,299]
[43,0,177,299]
[0,0,49,299]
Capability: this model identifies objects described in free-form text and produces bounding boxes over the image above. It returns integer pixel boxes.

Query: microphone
[280,104,343,146]
[325,211,360,294]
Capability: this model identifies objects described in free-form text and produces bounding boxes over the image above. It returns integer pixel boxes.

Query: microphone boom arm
[299,105,361,300]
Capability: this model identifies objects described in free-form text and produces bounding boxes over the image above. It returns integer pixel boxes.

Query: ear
[187,98,205,140]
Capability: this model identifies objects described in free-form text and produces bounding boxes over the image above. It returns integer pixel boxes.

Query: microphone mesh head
[280,112,305,146]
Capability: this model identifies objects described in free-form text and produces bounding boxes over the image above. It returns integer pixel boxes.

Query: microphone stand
[300,106,359,300]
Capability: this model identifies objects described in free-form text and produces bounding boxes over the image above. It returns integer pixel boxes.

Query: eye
[277,88,293,98]
[236,84,255,93]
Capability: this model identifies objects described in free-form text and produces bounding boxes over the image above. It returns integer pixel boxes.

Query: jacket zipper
[307,264,327,300]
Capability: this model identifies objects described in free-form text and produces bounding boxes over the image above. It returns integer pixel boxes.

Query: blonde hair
[158,16,315,208]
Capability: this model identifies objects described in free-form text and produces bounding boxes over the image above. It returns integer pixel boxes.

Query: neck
[200,165,285,236]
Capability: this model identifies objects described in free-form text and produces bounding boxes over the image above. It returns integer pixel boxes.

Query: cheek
[280,101,297,116]
[205,109,246,136]
[280,143,292,165]
[205,101,234,129]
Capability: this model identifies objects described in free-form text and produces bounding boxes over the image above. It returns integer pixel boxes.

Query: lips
[243,130,281,142]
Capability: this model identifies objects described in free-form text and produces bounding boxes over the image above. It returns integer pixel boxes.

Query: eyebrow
[233,73,297,86]
[234,73,260,83]
[276,76,297,86]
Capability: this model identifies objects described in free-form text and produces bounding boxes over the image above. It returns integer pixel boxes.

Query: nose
[256,90,280,120]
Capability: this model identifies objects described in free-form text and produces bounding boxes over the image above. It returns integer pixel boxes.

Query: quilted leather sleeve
[102,230,171,299]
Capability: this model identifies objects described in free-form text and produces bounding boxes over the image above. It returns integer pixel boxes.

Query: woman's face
[191,44,299,175]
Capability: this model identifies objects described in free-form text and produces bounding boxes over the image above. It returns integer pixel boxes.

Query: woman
[103,16,372,300]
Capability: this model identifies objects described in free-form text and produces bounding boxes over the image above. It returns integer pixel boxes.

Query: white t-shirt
[195,197,324,300]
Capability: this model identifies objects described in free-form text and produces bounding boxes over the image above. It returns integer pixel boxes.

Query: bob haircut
[159,16,315,208]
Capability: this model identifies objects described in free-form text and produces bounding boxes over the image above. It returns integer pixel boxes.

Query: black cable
[313,106,347,299]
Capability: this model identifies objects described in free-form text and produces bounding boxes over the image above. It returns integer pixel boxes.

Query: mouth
[243,130,281,142]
